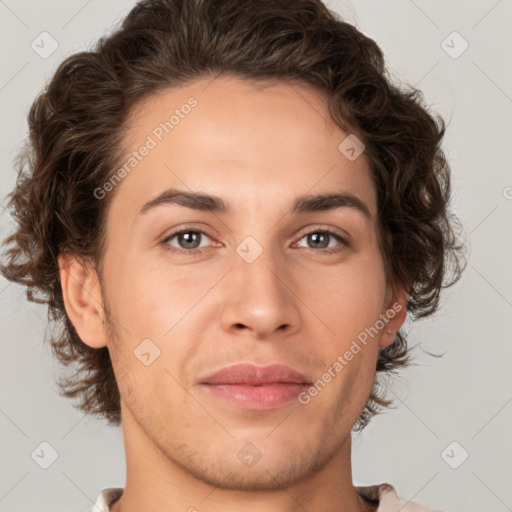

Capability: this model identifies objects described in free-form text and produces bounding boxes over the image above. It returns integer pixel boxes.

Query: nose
[220,244,301,340]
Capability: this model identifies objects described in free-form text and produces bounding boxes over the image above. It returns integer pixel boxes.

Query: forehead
[108,75,377,225]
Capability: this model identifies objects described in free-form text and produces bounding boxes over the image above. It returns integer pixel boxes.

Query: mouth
[199,363,312,410]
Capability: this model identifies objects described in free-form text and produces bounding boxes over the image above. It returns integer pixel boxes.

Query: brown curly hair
[0,0,467,432]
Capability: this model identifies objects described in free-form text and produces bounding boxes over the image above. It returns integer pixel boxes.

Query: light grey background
[0,1,511,511]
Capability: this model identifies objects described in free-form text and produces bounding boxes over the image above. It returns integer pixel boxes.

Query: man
[0,0,466,510]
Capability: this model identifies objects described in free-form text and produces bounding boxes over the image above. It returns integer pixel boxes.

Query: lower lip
[201,383,309,410]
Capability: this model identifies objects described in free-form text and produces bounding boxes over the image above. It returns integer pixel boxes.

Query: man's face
[93,75,402,489]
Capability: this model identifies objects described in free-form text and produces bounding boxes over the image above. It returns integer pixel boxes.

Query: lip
[199,364,312,410]
[200,363,312,385]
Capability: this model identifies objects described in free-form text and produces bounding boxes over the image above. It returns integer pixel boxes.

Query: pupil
[177,232,330,250]
[180,232,200,249]
[309,233,328,248]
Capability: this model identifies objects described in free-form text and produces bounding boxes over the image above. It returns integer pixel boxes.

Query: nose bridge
[233,236,287,303]
[220,235,300,337]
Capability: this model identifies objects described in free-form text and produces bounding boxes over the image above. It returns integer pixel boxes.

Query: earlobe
[58,253,109,349]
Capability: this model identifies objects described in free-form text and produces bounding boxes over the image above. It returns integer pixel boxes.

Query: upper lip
[200,364,312,385]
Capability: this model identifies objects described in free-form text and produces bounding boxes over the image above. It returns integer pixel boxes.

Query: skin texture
[59,75,407,512]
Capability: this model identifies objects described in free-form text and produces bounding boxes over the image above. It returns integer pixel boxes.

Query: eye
[160,227,349,256]
[295,229,349,254]
[161,229,213,254]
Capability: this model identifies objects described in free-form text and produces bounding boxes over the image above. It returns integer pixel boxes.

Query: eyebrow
[136,188,372,220]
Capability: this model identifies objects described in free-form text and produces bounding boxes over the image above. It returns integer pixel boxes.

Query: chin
[177,443,329,492]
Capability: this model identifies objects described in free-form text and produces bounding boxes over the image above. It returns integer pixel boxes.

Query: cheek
[105,232,387,348]
[301,254,387,340]
[104,248,201,337]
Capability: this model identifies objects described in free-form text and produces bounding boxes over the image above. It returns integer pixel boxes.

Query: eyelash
[160,228,350,256]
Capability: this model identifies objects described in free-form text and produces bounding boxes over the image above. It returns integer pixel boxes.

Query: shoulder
[355,482,446,512]
[87,488,123,512]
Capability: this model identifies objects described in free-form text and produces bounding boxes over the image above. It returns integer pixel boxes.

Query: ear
[58,252,109,349]
[379,284,409,349]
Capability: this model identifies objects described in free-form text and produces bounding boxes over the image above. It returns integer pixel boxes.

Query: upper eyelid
[296,226,349,240]
[163,228,213,245]
[163,226,349,247]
